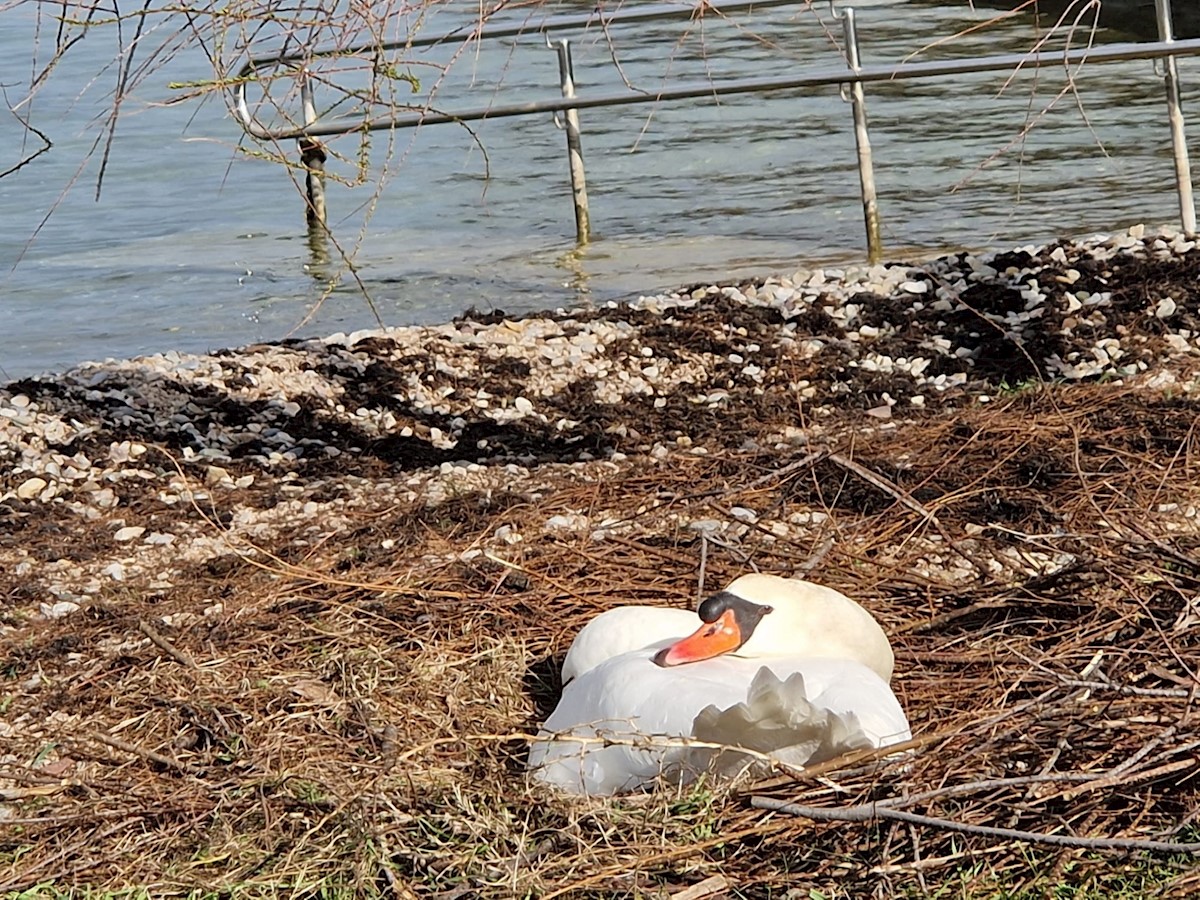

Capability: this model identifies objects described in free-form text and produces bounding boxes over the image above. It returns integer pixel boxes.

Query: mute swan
[528,574,910,796]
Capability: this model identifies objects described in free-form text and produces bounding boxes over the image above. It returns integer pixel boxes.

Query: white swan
[528,574,910,796]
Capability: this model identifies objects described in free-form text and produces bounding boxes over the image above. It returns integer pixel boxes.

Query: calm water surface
[1,0,1197,379]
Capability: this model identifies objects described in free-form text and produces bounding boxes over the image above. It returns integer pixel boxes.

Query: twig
[0,768,76,786]
[825,451,993,580]
[1105,724,1179,778]
[482,552,590,603]
[603,533,697,569]
[798,535,835,573]
[1121,518,1200,574]
[743,448,828,491]
[690,510,757,569]
[0,784,70,801]
[86,730,201,776]
[0,819,133,893]
[670,875,731,900]
[137,619,201,671]
[901,599,1012,635]
[1057,679,1195,699]
[749,797,1200,853]
[827,451,931,520]
[872,772,1105,809]
[1056,758,1199,803]
[866,756,1198,811]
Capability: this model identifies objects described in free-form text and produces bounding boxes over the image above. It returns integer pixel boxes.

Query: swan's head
[650,574,895,680]
[651,579,775,667]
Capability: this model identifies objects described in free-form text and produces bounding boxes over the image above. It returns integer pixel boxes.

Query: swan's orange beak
[653,609,742,667]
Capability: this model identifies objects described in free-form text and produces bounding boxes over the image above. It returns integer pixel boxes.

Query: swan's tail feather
[689,667,876,779]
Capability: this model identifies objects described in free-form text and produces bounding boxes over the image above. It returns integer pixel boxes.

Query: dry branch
[750,797,1200,854]
[85,730,201,776]
[137,618,201,671]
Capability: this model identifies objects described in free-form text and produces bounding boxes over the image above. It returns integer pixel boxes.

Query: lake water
[1,0,1198,380]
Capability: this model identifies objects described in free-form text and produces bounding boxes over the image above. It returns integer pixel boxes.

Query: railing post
[550,38,591,245]
[839,6,882,263]
[1155,0,1196,236]
[299,69,327,228]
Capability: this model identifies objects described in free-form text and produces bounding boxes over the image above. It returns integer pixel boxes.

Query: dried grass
[3,377,1200,898]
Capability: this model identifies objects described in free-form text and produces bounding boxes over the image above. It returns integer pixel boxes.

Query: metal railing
[232,0,1200,257]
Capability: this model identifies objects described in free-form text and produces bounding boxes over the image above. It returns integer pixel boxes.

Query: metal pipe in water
[300,71,327,228]
[840,7,882,262]
[1155,0,1196,236]
[551,39,591,245]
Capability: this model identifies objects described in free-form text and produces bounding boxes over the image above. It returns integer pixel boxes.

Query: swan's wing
[691,660,912,779]
[530,648,752,795]
[561,607,697,683]
[530,654,912,796]
[802,663,913,748]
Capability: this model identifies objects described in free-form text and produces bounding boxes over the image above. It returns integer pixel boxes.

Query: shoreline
[5,224,1200,602]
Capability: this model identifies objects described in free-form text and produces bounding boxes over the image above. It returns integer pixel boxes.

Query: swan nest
[2,224,1199,897]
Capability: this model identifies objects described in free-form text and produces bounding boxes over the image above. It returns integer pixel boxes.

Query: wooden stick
[87,730,200,776]
[743,448,828,491]
[749,796,1200,853]
[137,619,200,671]
[826,451,993,580]
[670,875,731,900]
[827,451,931,519]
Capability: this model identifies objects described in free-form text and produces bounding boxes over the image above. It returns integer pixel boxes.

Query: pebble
[17,477,47,499]
[546,513,588,531]
[40,601,81,620]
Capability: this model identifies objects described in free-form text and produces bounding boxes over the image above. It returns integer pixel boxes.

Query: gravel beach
[5,225,1200,607]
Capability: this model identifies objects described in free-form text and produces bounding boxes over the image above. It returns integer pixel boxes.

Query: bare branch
[750,797,1200,854]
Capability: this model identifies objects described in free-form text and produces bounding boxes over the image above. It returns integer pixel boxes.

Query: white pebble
[17,477,47,500]
[41,601,81,620]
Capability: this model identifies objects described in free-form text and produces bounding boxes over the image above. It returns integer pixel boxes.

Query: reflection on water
[0,0,1198,379]
[305,225,332,279]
